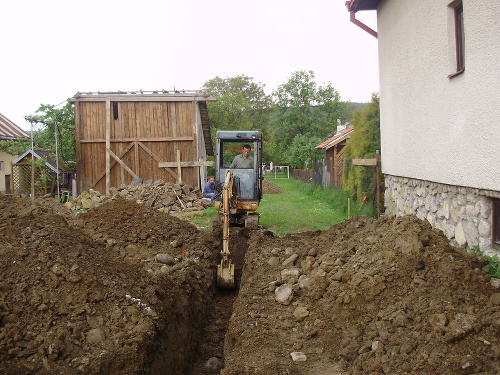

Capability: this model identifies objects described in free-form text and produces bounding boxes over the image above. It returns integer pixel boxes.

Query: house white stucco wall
[378,0,500,191]
[375,0,500,252]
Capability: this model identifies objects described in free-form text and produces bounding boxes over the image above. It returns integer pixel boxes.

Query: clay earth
[1,180,499,375]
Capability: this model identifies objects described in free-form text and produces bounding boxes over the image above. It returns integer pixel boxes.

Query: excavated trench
[2,188,500,375]
[185,227,250,375]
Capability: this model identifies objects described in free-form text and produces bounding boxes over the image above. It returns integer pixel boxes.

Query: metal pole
[30,121,35,200]
[54,122,60,198]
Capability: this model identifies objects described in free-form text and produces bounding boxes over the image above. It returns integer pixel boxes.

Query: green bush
[342,94,382,204]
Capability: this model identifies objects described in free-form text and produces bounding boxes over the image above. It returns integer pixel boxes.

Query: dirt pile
[223,215,500,374]
[262,179,283,194]
[2,194,500,375]
[0,195,218,375]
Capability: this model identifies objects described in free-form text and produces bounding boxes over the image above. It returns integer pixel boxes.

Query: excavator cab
[214,131,263,226]
[214,131,263,288]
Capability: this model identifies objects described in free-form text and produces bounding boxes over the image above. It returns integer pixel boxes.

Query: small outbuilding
[69,90,216,195]
[315,121,353,188]
[11,149,73,196]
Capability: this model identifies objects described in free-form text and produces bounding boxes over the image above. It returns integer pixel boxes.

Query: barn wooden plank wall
[71,91,215,195]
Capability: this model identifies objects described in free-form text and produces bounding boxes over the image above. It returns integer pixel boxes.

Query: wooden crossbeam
[79,136,194,143]
[108,149,138,179]
[158,161,214,167]
[138,141,179,181]
[90,142,135,189]
[352,158,377,166]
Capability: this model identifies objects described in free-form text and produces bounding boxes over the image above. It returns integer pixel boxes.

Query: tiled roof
[0,112,29,139]
[315,126,354,150]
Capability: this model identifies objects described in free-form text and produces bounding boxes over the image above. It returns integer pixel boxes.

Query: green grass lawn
[190,177,376,236]
[259,179,348,235]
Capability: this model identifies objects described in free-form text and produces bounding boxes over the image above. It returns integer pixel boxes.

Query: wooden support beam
[79,136,194,143]
[71,95,216,103]
[138,142,179,181]
[90,142,135,188]
[176,150,182,184]
[158,161,214,168]
[105,99,111,195]
[134,141,139,177]
[109,149,139,179]
[352,158,377,166]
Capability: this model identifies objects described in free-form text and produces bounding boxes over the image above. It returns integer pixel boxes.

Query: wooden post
[376,150,380,218]
[176,149,182,184]
[105,99,111,195]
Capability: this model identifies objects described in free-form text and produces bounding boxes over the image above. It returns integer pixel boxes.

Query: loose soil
[262,179,283,194]
[1,194,499,375]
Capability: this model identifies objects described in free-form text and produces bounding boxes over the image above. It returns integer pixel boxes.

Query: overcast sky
[1,0,378,131]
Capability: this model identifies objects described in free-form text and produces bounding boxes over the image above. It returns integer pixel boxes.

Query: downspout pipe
[349,10,378,38]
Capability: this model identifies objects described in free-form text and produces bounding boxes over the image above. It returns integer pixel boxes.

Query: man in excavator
[230,144,254,168]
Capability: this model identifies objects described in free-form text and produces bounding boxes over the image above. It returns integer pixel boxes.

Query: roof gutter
[345,0,378,39]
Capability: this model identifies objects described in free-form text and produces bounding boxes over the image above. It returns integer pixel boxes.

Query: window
[494,200,500,250]
[449,1,465,77]
[112,102,119,120]
[0,161,3,172]
[221,142,255,169]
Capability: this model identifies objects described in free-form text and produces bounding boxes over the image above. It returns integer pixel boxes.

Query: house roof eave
[0,112,29,138]
[345,0,381,12]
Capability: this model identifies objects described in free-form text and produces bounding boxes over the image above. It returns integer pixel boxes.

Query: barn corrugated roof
[0,112,29,139]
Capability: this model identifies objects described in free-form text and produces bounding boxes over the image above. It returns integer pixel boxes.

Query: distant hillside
[346,101,368,111]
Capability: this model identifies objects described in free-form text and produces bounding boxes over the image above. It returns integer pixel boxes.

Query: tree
[204,75,272,132]
[24,102,76,165]
[0,138,30,156]
[271,70,346,159]
[203,75,274,164]
[342,94,381,201]
[284,134,324,169]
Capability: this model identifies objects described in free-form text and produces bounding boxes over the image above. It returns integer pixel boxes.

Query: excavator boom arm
[217,171,236,288]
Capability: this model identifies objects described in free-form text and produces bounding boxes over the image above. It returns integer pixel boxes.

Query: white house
[0,112,29,194]
[346,0,500,253]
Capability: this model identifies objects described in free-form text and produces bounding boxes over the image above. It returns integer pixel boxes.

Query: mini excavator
[214,131,263,289]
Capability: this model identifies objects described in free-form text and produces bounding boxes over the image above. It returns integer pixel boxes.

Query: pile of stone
[65,178,212,213]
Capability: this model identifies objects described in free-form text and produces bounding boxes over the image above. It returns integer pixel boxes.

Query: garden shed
[69,90,216,195]
[315,122,353,188]
[11,149,73,196]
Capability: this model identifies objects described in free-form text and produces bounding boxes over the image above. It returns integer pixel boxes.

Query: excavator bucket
[217,260,235,289]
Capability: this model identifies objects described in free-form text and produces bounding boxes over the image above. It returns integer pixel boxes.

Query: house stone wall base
[384,175,499,257]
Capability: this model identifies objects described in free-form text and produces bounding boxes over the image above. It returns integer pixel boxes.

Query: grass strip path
[258,178,349,236]
[191,178,374,236]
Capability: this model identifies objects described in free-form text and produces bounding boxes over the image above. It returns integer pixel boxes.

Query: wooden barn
[69,90,216,195]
